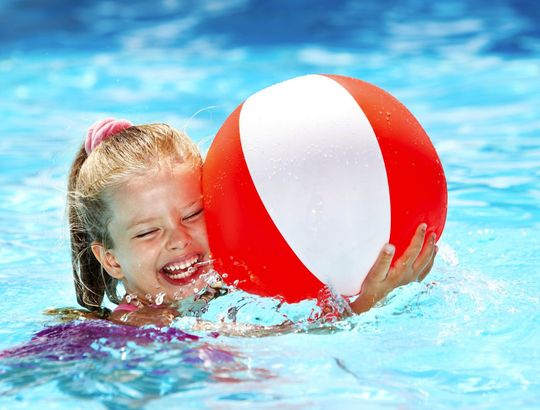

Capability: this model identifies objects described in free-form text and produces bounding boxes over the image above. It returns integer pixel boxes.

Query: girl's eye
[183,208,204,221]
[134,229,157,239]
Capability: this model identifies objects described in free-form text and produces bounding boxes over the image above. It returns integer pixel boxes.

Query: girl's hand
[349,223,437,314]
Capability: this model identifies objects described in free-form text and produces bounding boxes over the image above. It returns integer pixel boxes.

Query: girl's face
[92,163,211,305]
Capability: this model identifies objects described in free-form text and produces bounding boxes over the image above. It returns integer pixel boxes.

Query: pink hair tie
[85,117,133,154]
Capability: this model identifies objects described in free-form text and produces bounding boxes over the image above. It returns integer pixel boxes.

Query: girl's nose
[167,226,192,251]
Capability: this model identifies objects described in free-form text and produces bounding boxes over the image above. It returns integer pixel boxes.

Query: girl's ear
[91,242,123,279]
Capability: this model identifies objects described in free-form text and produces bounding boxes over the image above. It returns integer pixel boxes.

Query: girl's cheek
[198,230,211,254]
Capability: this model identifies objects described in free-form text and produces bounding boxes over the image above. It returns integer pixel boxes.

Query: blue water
[1,0,540,408]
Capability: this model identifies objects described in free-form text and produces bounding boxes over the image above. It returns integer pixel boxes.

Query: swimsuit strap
[113,303,139,313]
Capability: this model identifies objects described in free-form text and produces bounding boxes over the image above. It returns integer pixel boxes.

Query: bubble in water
[155,291,166,306]
[126,294,137,304]
[200,269,226,289]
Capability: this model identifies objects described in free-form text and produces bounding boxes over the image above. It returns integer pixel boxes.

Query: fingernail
[420,223,427,232]
[384,244,395,255]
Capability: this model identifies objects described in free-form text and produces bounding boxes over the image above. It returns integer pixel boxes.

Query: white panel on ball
[239,75,391,295]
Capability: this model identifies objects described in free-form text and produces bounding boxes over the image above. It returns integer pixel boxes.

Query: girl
[67,118,437,327]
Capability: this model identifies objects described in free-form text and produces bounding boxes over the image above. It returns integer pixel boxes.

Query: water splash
[309,285,353,323]
[125,293,141,307]
[154,291,166,306]
[186,259,215,274]
[172,270,229,318]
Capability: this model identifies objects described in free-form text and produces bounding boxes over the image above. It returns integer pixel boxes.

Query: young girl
[67,118,437,327]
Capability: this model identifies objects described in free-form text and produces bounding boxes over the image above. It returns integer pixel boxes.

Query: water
[1,0,539,408]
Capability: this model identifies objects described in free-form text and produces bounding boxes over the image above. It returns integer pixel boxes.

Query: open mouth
[159,255,214,286]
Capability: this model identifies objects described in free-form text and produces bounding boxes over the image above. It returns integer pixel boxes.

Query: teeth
[163,256,199,275]
[168,270,193,280]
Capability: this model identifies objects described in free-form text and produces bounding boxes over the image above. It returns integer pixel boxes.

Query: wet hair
[67,123,202,314]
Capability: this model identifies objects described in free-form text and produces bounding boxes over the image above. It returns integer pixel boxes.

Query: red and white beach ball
[203,74,447,302]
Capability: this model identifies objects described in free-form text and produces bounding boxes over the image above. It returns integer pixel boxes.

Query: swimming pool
[1,0,539,408]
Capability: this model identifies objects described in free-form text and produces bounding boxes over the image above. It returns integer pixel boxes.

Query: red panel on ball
[326,75,447,262]
[203,105,325,302]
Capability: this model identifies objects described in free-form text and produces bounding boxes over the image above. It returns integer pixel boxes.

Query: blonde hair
[67,123,202,314]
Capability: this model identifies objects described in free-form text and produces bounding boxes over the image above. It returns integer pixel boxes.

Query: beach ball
[203,74,447,302]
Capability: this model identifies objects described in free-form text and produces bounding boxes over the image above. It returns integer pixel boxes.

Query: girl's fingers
[397,223,427,268]
[418,245,438,282]
[413,232,436,274]
[365,243,395,283]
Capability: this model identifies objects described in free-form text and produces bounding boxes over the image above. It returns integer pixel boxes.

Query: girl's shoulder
[109,303,180,327]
